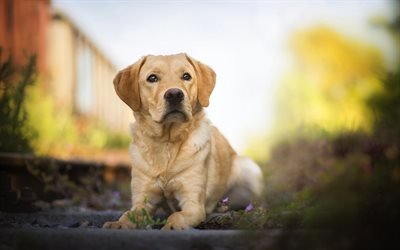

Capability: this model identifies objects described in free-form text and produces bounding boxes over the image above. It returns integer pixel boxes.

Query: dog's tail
[225,156,263,210]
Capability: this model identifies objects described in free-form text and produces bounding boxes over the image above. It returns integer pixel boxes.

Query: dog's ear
[186,54,216,107]
[113,57,147,112]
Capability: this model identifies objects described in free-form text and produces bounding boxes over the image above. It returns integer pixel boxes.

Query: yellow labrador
[103,54,262,230]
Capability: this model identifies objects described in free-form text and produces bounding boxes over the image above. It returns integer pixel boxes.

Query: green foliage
[127,197,166,229]
[263,23,400,226]
[25,85,130,157]
[278,26,384,134]
[232,207,269,229]
[264,128,400,229]
[246,26,387,163]
[0,47,128,156]
[301,161,399,229]
[104,132,131,149]
[256,13,400,246]
[26,85,78,156]
[368,70,400,142]
[0,49,37,153]
[262,73,400,230]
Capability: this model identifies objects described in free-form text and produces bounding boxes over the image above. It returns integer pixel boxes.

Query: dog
[102,53,262,230]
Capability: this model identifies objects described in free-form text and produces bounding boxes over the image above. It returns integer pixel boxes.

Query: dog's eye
[182,73,192,81]
[147,74,158,83]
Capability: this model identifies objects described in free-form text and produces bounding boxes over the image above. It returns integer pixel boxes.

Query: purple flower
[222,197,229,205]
[245,203,254,212]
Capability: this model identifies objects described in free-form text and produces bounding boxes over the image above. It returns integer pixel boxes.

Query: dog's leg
[162,201,205,230]
[161,181,206,230]
[102,210,137,229]
[225,156,263,210]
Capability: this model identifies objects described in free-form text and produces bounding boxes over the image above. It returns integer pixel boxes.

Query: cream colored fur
[102,53,262,230]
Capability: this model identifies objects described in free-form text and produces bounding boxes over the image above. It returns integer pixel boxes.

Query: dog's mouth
[161,109,188,123]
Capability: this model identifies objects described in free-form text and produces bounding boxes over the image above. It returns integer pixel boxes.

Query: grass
[126,197,167,229]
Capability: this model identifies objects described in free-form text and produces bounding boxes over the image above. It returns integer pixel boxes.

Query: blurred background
[1,0,399,234]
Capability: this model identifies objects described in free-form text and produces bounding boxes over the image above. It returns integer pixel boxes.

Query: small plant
[126,197,166,229]
[232,204,269,229]
[0,48,37,153]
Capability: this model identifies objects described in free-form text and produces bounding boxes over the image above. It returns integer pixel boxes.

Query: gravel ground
[0,211,122,229]
[2,212,395,250]
[0,228,270,250]
[0,211,280,250]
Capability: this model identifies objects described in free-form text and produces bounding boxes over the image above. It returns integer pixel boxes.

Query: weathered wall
[0,0,133,133]
[0,0,50,73]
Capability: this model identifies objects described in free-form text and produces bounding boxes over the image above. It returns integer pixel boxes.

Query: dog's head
[113,53,215,123]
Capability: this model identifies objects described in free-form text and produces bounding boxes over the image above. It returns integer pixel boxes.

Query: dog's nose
[164,88,184,104]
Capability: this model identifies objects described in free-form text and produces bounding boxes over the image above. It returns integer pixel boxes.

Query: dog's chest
[130,122,211,192]
[132,140,188,177]
[131,119,211,169]
[149,142,181,174]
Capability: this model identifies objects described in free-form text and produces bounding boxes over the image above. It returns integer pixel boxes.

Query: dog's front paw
[102,220,135,229]
[161,212,191,230]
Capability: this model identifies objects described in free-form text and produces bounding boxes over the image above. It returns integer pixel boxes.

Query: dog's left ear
[113,56,147,112]
[186,54,216,107]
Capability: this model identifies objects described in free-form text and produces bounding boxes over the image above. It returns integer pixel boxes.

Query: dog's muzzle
[161,88,188,122]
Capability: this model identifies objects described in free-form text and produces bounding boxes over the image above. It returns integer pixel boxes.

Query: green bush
[261,1,400,234]
[0,49,37,153]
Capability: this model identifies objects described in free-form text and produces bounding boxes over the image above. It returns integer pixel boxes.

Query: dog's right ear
[113,56,147,112]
